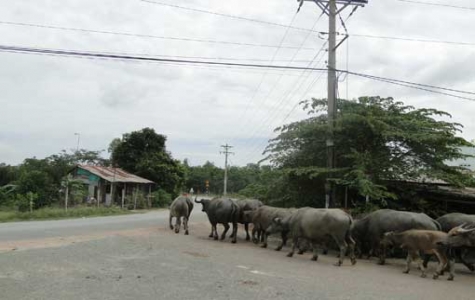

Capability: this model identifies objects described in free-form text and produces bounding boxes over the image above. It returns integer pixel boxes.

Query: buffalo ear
[274,217,282,225]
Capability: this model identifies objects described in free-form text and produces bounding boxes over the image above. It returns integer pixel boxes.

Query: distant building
[70,165,154,207]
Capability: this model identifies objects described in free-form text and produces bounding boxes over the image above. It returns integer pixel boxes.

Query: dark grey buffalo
[446,223,475,248]
[169,195,193,235]
[437,213,475,232]
[350,209,440,265]
[243,205,295,250]
[195,197,240,243]
[436,213,475,271]
[234,199,263,241]
[267,207,357,266]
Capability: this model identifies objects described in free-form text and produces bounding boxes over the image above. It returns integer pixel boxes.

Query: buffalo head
[381,231,397,247]
[446,223,475,248]
[195,198,210,212]
[266,217,285,235]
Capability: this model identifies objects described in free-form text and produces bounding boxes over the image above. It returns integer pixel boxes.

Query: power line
[0,21,315,51]
[3,19,475,49]
[137,1,475,47]
[234,12,326,144]
[234,12,300,136]
[396,0,475,10]
[0,44,328,71]
[139,0,316,32]
[351,33,475,47]
[1,44,474,102]
[345,70,475,96]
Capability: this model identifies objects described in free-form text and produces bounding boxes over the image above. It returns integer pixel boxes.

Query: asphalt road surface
[0,208,473,300]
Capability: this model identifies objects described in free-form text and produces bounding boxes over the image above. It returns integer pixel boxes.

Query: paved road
[0,209,474,300]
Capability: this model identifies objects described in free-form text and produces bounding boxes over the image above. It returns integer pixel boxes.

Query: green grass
[0,206,132,223]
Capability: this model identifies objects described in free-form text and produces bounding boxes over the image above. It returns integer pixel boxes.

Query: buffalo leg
[286,236,298,258]
[297,239,307,255]
[221,223,230,240]
[403,252,414,274]
[311,241,319,261]
[184,217,189,235]
[459,249,475,272]
[432,250,447,280]
[244,223,250,241]
[213,223,219,240]
[169,215,174,230]
[417,254,427,278]
[275,232,287,251]
[378,244,387,265]
[174,217,181,234]
[447,256,455,281]
[261,232,269,248]
[252,227,259,244]
[209,225,214,238]
[333,236,347,266]
[231,222,238,243]
[346,234,357,265]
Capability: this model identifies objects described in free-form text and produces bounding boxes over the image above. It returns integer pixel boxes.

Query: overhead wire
[0,20,315,51]
[2,19,475,48]
[233,11,326,147]
[232,12,300,135]
[240,8,356,163]
[396,0,475,10]
[238,42,329,163]
[1,44,474,101]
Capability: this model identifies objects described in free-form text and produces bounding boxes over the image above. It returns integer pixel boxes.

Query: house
[70,165,154,207]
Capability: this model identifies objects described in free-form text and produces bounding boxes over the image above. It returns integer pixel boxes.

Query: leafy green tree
[184,161,224,194]
[111,128,185,195]
[265,96,474,207]
[0,164,18,186]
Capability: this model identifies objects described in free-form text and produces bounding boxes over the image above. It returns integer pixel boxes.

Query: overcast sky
[1,0,474,167]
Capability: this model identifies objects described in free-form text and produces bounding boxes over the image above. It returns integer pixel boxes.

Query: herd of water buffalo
[168,195,475,281]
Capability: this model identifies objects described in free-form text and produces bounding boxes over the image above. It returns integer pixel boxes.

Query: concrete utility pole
[326,0,337,209]
[220,144,234,196]
[297,0,367,208]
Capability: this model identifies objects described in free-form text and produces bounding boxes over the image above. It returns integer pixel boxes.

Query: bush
[152,189,173,208]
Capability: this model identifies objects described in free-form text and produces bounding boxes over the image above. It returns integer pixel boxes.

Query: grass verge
[0,206,132,223]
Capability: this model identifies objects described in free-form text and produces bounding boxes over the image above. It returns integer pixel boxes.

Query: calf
[382,230,454,280]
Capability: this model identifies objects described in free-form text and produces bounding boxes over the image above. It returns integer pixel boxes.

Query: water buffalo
[382,230,454,280]
[169,195,193,235]
[243,205,295,250]
[436,213,475,271]
[267,207,357,266]
[351,209,440,264]
[446,223,475,247]
[195,197,240,243]
[233,199,263,241]
[437,213,475,232]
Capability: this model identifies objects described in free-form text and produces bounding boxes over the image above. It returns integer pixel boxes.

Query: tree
[265,96,474,207]
[111,128,185,195]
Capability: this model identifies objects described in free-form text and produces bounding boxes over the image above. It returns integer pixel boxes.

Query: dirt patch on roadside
[0,227,157,253]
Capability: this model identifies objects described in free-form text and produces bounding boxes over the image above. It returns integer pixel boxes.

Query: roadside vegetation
[1,97,474,221]
[0,206,130,223]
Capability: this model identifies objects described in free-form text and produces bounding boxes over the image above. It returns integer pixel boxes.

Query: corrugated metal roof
[77,165,154,184]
